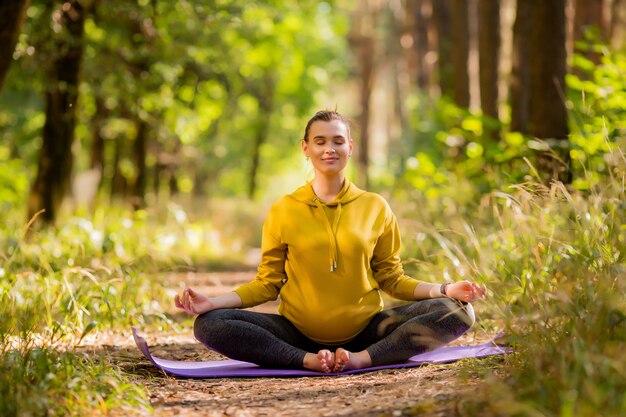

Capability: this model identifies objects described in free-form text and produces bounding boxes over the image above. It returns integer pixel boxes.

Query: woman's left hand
[446,280,486,303]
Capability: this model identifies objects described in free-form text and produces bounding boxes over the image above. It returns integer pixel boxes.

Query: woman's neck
[312,174,345,203]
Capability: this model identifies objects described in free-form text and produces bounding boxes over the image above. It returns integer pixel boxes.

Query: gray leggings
[194,298,475,369]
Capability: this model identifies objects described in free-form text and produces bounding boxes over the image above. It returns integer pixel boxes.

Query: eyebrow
[312,135,346,140]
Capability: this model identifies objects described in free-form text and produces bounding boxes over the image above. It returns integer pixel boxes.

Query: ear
[349,139,353,157]
[301,139,309,157]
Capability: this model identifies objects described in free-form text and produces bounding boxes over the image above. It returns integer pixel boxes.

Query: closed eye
[312,135,347,144]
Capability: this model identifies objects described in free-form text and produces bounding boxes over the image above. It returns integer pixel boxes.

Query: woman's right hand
[446,280,486,303]
[174,288,214,315]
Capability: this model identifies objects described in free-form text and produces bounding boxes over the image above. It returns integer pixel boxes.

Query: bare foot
[303,350,335,373]
[333,348,372,373]
[318,350,334,373]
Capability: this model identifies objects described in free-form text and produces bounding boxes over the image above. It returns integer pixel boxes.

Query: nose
[325,145,336,154]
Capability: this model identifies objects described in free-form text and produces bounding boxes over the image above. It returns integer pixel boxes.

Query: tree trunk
[509,0,532,134]
[153,162,163,199]
[529,0,570,183]
[348,2,378,190]
[27,0,87,224]
[131,119,148,209]
[89,96,106,182]
[168,166,179,196]
[248,116,270,200]
[574,0,605,68]
[433,0,453,99]
[478,0,501,139]
[110,134,128,199]
[609,0,624,48]
[387,1,410,178]
[126,13,155,208]
[452,0,470,108]
[0,0,29,92]
[248,73,275,199]
[409,0,432,90]
[357,35,374,190]
[193,106,225,197]
[574,0,606,41]
[193,169,208,197]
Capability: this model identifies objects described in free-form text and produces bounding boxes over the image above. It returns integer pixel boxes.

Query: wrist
[217,292,243,309]
[414,282,444,300]
[440,283,449,297]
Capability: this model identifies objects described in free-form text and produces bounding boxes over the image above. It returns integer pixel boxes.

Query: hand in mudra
[447,280,486,303]
[174,288,214,315]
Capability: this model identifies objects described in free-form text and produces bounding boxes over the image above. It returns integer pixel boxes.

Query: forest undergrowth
[2,165,625,416]
[0,200,262,416]
[2,2,625,415]
[397,163,626,416]
[1,153,625,416]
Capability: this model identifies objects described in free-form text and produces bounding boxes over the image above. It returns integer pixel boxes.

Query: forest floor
[84,271,496,417]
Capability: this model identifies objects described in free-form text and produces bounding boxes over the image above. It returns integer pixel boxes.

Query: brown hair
[302,110,351,142]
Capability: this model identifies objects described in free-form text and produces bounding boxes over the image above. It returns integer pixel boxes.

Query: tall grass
[0,192,264,415]
[400,159,626,415]
[0,345,150,417]
[474,181,624,417]
[400,45,626,415]
[0,211,157,415]
[0,198,259,416]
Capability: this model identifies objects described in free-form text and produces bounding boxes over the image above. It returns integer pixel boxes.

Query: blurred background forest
[1,0,624,222]
[1,1,626,416]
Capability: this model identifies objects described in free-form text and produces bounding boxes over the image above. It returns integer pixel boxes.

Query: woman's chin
[314,164,348,176]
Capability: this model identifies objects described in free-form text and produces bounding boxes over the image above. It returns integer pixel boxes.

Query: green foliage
[0,150,29,212]
[402,41,626,201]
[567,45,626,190]
[0,195,263,415]
[2,2,624,415]
[402,95,535,200]
[400,44,626,411]
[0,216,158,414]
[400,157,626,416]
[1,0,347,201]
[0,346,151,417]
[0,197,259,333]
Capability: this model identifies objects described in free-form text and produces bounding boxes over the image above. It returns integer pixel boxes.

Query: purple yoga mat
[132,327,508,378]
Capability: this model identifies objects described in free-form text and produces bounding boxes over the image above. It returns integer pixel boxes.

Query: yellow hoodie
[234,179,421,344]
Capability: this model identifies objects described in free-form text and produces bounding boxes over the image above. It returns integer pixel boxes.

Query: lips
[322,158,339,162]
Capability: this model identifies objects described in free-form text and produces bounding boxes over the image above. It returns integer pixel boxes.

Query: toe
[333,349,349,372]
[317,350,333,373]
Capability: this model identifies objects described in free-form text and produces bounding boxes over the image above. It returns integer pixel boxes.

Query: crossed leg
[194,309,337,373]
[194,299,474,373]
[333,298,475,370]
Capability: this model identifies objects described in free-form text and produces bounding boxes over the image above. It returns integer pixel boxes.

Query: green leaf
[77,321,98,346]
[466,142,484,159]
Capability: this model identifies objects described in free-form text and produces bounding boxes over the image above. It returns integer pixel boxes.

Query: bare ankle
[333,349,372,372]
[303,353,318,370]
[303,351,333,373]
[353,350,372,368]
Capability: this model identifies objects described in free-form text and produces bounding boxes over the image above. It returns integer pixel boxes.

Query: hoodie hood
[287,179,365,272]
[287,178,365,207]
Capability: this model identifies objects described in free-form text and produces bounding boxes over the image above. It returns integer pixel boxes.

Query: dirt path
[96,272,491,417]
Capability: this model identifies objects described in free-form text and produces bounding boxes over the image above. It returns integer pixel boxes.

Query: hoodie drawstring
[314,199,342,272]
